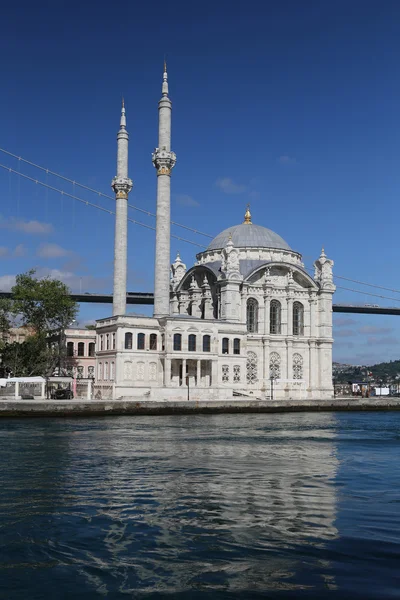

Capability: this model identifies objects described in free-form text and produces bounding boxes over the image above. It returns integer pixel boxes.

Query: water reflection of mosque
[65,414,339,594]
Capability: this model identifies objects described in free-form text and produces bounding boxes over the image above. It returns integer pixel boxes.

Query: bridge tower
[112,100,133,316]
[152,62,176,317]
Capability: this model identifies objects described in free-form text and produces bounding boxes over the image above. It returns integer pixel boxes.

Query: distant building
[4,326,35,344]
[2,325,96,379]
[64,328,96,379]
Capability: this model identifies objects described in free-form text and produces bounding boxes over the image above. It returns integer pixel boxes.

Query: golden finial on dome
[243,203,252,224]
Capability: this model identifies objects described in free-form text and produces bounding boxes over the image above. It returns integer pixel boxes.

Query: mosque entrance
[170,360,213,387]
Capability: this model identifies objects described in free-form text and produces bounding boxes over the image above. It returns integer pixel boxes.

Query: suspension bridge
[1,147,400,317]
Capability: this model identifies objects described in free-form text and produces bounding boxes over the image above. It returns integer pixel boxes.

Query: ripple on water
[0,412,399,599]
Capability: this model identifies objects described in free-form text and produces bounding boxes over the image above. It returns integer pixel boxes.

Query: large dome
[206,223,291,251]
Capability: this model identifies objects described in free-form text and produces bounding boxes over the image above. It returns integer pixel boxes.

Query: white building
[96,65,335,401]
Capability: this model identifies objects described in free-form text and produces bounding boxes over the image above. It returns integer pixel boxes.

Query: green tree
[0,270,78,377]
[0,336,59,377]
[0,298,13,348]
[12,269,77,336]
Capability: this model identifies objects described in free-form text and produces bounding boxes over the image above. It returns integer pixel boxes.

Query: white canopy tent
[0,376,46,399]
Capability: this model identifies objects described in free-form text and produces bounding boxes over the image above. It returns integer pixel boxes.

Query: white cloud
[36,243,71,258]
[278,155,297,165]
[366,336,399,346]
[216,177,246,194]
[13,244,26,257]
[0,216,53,234]
[335,329,356,338]
[0,247,9,258]
[175,194,200,208]
[359,325,393,335]
[35,268,110,293]
[0,269,110,294]
[334,317,357,327]
[0,275,16,291]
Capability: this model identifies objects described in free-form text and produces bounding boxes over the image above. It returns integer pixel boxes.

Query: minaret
[112,100,133,316]
[152,62,177,317]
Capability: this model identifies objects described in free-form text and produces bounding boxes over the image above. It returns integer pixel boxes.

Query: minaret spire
[152,62,177,317]
[111,100,133,316]
[162,60,169,96]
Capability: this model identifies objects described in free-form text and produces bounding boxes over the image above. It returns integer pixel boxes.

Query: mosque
[95,65,335,401]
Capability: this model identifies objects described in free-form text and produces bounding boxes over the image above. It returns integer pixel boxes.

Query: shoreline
[0,397,400,418]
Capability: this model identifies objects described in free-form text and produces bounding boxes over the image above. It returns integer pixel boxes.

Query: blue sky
[1,0,400,365]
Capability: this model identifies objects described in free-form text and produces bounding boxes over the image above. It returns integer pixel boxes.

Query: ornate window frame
[270,351,281,379]
[173,333,182,351]
[293,353,304,379]
[188,334,196,352]
[293,302,304,336]
[270,300,281,334]
[203,335,211,352]
[246,351,258,384]
[246,298,259,333]
[137,333,145,350]
[124,332,133,350]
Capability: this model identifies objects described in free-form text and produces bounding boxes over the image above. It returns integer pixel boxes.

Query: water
[0,412,399,599]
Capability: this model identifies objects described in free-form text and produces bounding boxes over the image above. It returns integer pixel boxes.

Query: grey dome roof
[206,223,291,251]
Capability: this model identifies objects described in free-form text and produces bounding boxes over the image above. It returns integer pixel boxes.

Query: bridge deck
[1,291,399,315]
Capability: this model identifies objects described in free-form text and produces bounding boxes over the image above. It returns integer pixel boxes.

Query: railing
[93,383,115,400]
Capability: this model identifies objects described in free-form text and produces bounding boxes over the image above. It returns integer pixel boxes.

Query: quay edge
[0,398,400,418]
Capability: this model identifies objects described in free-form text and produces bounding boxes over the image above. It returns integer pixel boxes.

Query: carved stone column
[263,290,270,334]
[196,360,201,387]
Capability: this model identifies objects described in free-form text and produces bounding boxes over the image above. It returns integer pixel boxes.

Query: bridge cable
[0,148,213,239]
[4,157,400,297]
[0,163,207,249]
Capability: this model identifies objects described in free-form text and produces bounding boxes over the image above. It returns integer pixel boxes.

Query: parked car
[52,388,74,400]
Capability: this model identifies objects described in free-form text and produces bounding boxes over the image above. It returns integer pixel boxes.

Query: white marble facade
[97,207,335,400]
[96,67,335,401]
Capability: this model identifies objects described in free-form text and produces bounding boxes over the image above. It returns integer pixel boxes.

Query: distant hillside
[333,360,400,384]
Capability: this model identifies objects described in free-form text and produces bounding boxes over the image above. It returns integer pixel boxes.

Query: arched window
[203,335,211,352]
[222,338,229,354]
[106,334,110,350]
[110,362,115,381]
[88,342,95,357]
[67,342,74,357]
[173,333,182,351]
[293,353,303,379]
[125,332,133,349]
[293,302,304,336]
[77,342,85,357]
[98,362,102,380]
[100,335,104,351]
[246,351,258,384]
[112,333,116,349]
[270,352,281,379]
[270,300,281,334]
[137,333,145,350]
[246,298,258,333]
[233,338,240,355]
[104,362,109,380]
[188,334,196,352]
[150,334,157,350]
